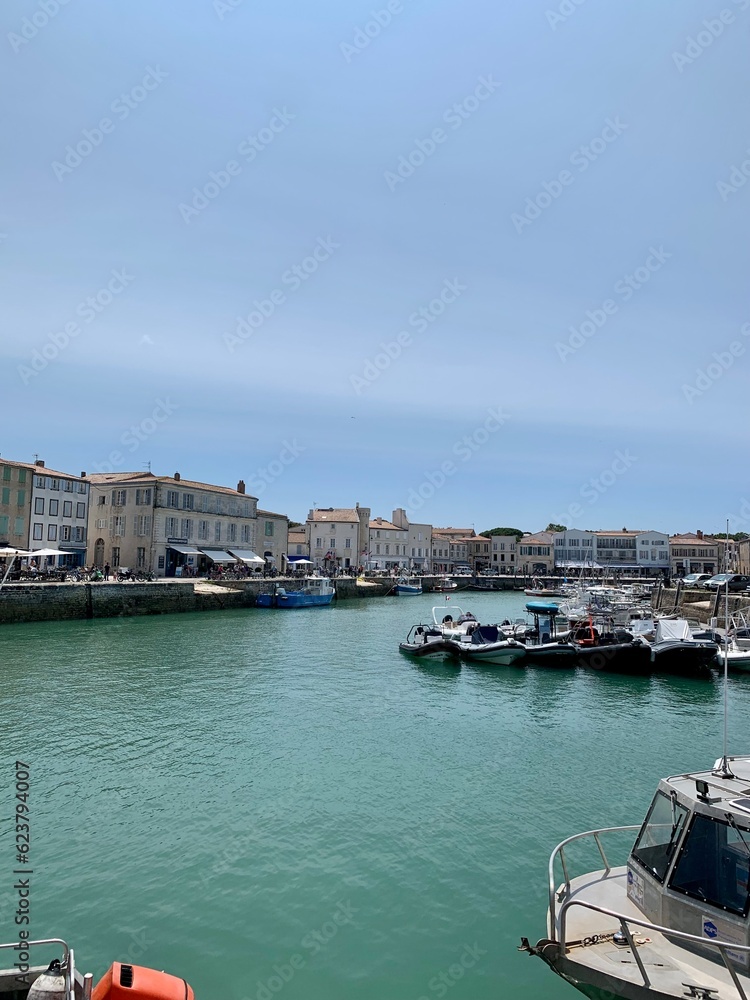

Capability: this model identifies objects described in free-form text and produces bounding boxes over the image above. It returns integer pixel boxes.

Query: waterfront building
[490,534,518,573]
[306,504,370,571]
[594,529,669,575]
[30,462,90,566]
[391,508,432,573]
[257,508,289,571]
[552,529,598,572]
[367,517,408,571]
[432,527,475,574]
[469,535,492,573]
[287,527,309,568]
[0,458,34,553]
[669,531,720,577]
[86,471,262,576]
[519,531,555,575]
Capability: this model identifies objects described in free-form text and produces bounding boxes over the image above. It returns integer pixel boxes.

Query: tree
[288,521,303,528]
[481,527,524,538]
[546,523,566,533]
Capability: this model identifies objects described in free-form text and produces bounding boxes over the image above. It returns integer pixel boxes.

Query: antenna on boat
[713,516,735,779]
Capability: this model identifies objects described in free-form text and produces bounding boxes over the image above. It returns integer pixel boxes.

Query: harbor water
[2,591,748,1000]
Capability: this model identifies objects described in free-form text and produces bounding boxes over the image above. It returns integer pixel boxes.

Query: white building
[391,508,431,572]
[30,462,89,567]
[306,505,370,571]
[367,517,408,570]
[489,534,518,573]
[553,528,670,575]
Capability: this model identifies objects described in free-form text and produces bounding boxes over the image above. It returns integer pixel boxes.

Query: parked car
[700,573,750,592]
[680,573,712,587]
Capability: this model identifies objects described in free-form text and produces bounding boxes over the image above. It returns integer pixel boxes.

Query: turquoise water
[1,592,748,1000]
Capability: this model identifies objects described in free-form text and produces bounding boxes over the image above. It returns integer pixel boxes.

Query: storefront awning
[199,548,236,563]
[227,548,264,565]
[169,544,202,555]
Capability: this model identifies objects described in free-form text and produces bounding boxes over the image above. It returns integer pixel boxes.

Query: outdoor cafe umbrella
[29,548,68,557]
[0,548,31,591]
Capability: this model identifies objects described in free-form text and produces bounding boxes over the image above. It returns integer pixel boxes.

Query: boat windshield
[631,790,689,882]
[669,812,750,916]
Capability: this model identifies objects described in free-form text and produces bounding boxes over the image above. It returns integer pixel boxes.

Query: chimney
[80,471,86,478]
[35,459,44,468]
[237,480,246,494]
[697,530,703,540]
[174,472,180,482]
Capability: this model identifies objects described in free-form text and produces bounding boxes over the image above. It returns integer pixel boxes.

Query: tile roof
[86,471,258,498]
[309,508,360,522]
[1,458,85,480]
[257,509,288,520]
[369,518,406,531]
[670,533,718,543]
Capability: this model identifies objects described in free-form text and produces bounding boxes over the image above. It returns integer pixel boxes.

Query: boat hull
[395,585,422,595]
[534,940,676,1000]
[256,592,334,608]
[459,644,527,666]
[399,639,457,659]
[650,640,717,676]
[572,641,652,675]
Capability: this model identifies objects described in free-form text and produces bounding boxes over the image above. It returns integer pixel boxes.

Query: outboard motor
[27,961,66,1000]
[93,962,194,1000]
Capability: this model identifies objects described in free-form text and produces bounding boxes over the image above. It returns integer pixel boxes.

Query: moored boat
[256,576,334,608]
[398,624,457,659]
[567,619,652,674]
[648,618,718,676]
[449,624,527,666]
[393,578,423,595]
[521,753,750,999]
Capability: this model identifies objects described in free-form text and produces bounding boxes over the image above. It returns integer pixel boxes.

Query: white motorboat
[718,640,750,672]
[431,606,478,638]
[522,753,750,999]
[448,624,527,666]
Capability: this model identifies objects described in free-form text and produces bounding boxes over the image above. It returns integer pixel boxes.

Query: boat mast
[714,516,734,779]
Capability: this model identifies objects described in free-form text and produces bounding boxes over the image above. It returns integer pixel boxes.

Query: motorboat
[0,936,193,1000]
[399,624,457,659]
[448,624,527,666]
[648,618,718,676]
[717,640,750,673]
[393,578,423,596]
[432,576,458,592]
[431,606,479,638]
[567,619,652,674]
[521,753,750,999]
[256,576,334,607]
[520,601,578,666]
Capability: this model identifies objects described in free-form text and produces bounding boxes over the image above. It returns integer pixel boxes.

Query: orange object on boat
[93,963,194,1000]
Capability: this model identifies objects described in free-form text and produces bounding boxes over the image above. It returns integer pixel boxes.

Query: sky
[2,0,749,534]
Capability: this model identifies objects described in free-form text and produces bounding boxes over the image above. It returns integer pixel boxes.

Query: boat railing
[548,826,640,930]
[557,897,750,999]
[0,939,88,1000]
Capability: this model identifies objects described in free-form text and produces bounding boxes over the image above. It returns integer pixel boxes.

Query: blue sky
[2,0,749,533]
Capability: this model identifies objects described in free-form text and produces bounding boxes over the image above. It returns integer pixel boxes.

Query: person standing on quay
[104,562,110,581]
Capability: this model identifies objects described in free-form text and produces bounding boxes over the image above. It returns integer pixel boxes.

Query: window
[77,480,86,493]
[2,466,10,481]
[73,526,85,543]
[376,544,381,554]
[47,524,57,541]
[167,490,179,508]
[16,490,25,507]
[241,524,250,543]
[33,523,43,540]
[49,499,59,516]
[182,494,194,510]
[181,519,193,539]
[113,516,126,536]
[62,501,72,518]
[35,476,45,489]
[1,488,9,506]
[63,479,73,492]
[216,498,224,515]
[76,503,85,519]
[165,517,178,536]
[60,525,71,542]
[345,538,351,549]
[97,495,107,506]
[265,521,274,537]
[34,497,44,515]
[631,791,689,883]
[315,537,322,549]
[136,488,152,505]
[14,517,24,537]
[330,538,335,549]
[385,544,390,555]
[228,523,237,542]
[137,547,146,568]
[135,515,152,537]
[215,521,221,542]
[50,478,60,491]
[112,490,127,506]
[18,469,26,484]
[228,499,237,516]
[669,812,750,917]
[112,547,120,568]
[198,520,209,540]
[201,495,209,513]
[0,515,7,536]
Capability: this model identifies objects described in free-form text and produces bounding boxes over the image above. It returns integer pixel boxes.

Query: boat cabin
[628,758,750,968]
[524,601,562,644]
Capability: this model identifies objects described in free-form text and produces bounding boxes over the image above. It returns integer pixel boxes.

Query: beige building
[306,504,370,571]
[469,535,492,573]
[432,527,475,573]
[669,531,720,577]
[367,517,408,570]
[257,508,289,571]
[86,471,262,576]
[0,458,34,552]
[391,508,432,572]
[490,534,518,573]
[518,531,555,574]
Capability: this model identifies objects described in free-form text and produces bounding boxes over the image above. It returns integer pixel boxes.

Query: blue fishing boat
[394,578,423,596]
[256,576,335,608]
